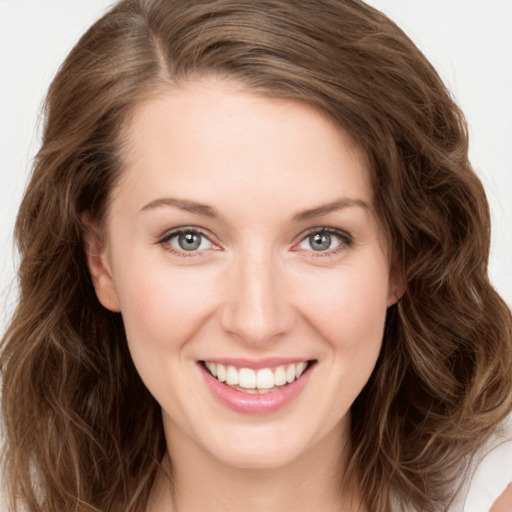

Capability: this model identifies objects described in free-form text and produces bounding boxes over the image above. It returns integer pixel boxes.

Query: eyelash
[156,227,218,257]
[294,227,353,258]
[156,226,353,257]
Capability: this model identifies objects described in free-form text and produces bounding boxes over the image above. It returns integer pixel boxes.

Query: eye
[296,228,351,254]
[158,228,216,254]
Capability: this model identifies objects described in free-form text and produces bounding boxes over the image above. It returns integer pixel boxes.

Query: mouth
[200,359,317,395]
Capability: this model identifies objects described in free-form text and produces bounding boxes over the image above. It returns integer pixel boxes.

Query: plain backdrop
[0,2,512,511]
[1,0,511,334]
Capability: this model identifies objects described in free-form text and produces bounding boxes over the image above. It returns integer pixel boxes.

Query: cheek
[295,256,390,353]
[112,258,219,358]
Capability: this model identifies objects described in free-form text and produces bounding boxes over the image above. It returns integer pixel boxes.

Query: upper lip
[199,357,314,370]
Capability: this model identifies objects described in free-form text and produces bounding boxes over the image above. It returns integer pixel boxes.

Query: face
[87,79,401,470]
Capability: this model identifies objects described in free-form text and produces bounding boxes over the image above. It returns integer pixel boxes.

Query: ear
[82,215,121,312]
[387,264,406,307]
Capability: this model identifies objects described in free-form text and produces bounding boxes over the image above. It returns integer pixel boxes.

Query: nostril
[218,300,296,345]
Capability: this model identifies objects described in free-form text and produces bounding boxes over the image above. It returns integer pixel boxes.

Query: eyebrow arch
[292,198,370,223]
[140,197,218,218]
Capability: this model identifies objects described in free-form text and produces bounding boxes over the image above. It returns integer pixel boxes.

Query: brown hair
[2,1,511,511]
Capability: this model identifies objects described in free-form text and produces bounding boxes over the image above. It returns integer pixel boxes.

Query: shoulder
[455,413,512,512]
[489,484,512,512]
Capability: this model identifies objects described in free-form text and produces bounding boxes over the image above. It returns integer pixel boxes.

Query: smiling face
[86,79,401,471]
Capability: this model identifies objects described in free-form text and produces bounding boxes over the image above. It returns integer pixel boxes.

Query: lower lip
[200,363,313,415]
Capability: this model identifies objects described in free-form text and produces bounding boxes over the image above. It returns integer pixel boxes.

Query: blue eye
[160,229,214,253]
[298,229,350,253]
[308,232,335,251]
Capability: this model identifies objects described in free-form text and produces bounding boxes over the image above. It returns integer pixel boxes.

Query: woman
[1,1,511,511]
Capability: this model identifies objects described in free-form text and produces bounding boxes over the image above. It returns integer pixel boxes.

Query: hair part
[2,1,511,511]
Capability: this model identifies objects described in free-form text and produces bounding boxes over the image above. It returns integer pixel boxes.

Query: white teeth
[274,366,287,386]
[296,361,307,378]
[205,361,217,377]
[239,368,256,389]
[204,361,310,390]
[286,364,296,383]
[256,368,274,389]
[216,364,226,383]
[226,365,239,385]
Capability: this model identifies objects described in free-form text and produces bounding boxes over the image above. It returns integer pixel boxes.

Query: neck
[147,416,367,512]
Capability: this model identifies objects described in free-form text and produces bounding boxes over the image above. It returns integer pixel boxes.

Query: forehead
[114,79,373,218]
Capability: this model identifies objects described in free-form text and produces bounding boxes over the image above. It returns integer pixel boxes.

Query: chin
[212,440,306,470]
[200,419,335,471]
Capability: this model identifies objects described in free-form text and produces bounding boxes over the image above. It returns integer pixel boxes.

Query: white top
[450,412,512,512]
[390,412,512,512]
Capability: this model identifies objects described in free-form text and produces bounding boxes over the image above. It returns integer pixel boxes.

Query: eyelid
[292,227,353,255]
[155,225,352,257]
[156,226,221,255]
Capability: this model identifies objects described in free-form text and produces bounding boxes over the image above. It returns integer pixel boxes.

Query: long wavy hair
[2,1,511,511]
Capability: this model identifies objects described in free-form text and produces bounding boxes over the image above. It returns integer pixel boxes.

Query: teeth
[296,361,307,378]
[274,366,287,386]
[239,368,256,389]
[205,361,217,377]
[256,368,274,389]
[216,364,226,383]
[226,365,239,385]
[204,361,310,391]
[286,364,296,383]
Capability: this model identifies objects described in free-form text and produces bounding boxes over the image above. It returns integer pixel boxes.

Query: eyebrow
[140,197,218,218]
[140,196,369,221]
[292,198,370,222]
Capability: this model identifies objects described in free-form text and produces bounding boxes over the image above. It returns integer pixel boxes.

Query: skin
[86,79,403,512]
[490,484,512,512]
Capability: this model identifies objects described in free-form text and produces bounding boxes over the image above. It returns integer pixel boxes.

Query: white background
[1,0,511,335]
[0,2,511,510]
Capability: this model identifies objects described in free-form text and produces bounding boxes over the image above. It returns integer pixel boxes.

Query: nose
[219,246,295,345]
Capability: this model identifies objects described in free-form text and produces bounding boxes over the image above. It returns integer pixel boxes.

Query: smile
[200,359,316,414]
[203,361,310,394]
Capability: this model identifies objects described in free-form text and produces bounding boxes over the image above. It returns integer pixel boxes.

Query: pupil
[311,232,331,251]
[179,232,201,251]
